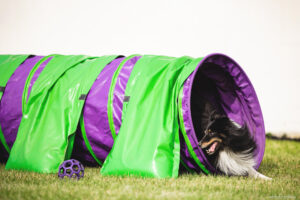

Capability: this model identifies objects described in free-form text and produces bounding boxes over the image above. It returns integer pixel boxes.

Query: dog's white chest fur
[216,147,255,176]
[216,147,272,180]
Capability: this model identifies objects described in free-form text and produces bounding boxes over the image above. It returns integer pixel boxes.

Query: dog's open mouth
[200,138,222,155]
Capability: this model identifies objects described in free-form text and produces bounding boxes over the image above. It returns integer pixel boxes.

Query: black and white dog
[196,102,271,180]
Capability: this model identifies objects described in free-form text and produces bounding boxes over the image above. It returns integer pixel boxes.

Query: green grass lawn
[0,139,299,200]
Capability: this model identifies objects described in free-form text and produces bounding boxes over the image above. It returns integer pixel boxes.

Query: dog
[196,102,271,180]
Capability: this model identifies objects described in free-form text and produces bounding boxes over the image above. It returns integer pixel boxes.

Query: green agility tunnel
[0,54,265,178]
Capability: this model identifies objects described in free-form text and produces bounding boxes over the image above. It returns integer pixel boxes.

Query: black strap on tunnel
[106,55,125,66]
[116,55,125,59]
[123,96,130,102]
[79,94,87,100]
[0,86,5,103]
[0,86,5,93]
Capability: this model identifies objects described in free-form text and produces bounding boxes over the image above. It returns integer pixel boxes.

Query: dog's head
[198,114,234,155]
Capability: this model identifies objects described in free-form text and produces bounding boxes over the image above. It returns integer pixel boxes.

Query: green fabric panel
[0,125,9,154]
[0,54,28,153]
[101,55,201,178]
[65,134,75,160]
[22,54,89,111]
[0,55,28,89]
[22,55,53,112]
[6,55,117,173]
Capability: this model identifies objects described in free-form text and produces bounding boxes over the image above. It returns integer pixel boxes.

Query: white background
[0,0,299,136]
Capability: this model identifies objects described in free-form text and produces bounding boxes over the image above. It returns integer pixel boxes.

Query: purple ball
[58,159,84,179]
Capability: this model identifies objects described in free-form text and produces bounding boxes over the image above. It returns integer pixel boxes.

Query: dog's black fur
[199,112,257,167]
[195,102,271,180]
[189,67,271,179]
[191,86,271,179]
[196,101,271,179]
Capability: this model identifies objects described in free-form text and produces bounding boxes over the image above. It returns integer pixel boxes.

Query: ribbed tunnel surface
[0,54,265,177]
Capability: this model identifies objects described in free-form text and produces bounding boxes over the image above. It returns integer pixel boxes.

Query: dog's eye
[208,129,212,134]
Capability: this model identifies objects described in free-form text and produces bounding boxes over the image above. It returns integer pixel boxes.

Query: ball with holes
[58,159,84,179]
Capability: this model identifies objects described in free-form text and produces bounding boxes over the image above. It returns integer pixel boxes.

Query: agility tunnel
[0,54,265,178]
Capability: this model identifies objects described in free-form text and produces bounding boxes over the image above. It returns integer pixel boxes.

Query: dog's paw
[248,168,272,181]
[257,173,272,181]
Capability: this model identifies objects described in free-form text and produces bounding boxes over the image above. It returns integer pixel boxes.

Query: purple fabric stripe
[0,56,43,149]
[82,57,125,162]
[203,54,265,169]
[112,56,141,134]
[182,53,265,172]
[27,57,52,100]
[71,128,96,165]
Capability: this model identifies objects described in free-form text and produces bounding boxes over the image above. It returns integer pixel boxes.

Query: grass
[0,139,299,200]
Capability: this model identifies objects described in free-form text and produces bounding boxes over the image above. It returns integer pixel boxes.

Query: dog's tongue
[209,142,218,152]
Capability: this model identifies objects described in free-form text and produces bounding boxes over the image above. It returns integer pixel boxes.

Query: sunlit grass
[0,139,299,200]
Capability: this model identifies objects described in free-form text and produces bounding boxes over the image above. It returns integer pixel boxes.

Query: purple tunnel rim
[183,53,265,173]
[178,82,212,174]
